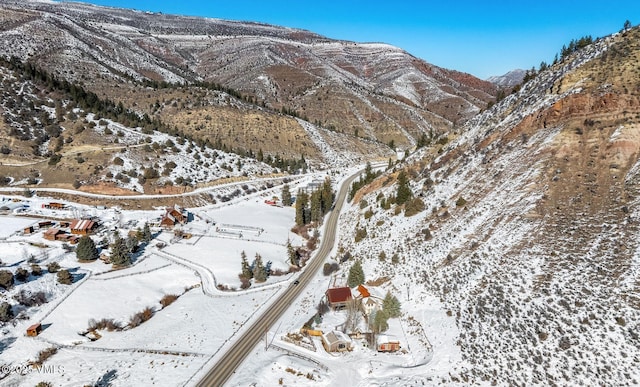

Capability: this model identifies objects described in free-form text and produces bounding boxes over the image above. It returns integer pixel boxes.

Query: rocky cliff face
[339,27,640,385]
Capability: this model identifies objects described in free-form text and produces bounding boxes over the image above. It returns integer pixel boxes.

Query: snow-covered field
[0,187,308,386]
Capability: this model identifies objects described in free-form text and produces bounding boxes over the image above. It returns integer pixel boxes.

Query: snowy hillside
[0,0,496,152]
[260,28,640,385]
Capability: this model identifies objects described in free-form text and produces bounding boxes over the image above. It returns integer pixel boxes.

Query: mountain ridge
[0,0,496,155]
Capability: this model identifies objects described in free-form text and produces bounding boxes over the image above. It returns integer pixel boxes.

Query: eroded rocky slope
[339,27,640,385]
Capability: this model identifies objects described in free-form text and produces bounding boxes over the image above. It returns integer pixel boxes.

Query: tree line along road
[196,168,365,386]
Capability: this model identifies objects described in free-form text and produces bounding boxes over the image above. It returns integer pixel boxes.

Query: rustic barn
[26,323,42,337]
[321,331,352,352]
[43,228,64,241]
[23,226,34,235]
[70,219,98,235]
[325,287,353,310]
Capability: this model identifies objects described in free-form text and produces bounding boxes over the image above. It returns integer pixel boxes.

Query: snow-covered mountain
[0,0,496,153]
[486,69,526,88]
[336,27,640,384]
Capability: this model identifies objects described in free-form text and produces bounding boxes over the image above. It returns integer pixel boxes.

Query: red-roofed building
[357,284,370,298]
[160,205,189,228]
[26,323,42,337]
[325,287,353,310]
[70,219,98,235]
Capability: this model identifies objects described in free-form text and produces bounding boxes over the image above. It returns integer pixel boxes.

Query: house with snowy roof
[70,219,98,235]
[160,205,189,228]
[321,330,352,352]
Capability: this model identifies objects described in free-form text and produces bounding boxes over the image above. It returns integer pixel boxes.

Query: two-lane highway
[196,169,364,386]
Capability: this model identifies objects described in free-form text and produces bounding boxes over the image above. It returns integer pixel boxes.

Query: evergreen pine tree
[286,240,298,266]
[310,190,322,222]
[125,236,138,253]
[382,291,402,318]
[110,231,131,267]
[281,184,292,206]
[395,169,412,205]
[142,222,152,243]
[253,253,267,282]
[320,177,334,214]
[295,189,309,226]
[347,260,365,288]
[240,250,252,279]
[364,161,372,178]
[76,235,99,261]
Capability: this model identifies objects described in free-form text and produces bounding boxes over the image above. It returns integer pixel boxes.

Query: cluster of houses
[24,218,98,244]
[319,284,401,353]
[21,204,189,243]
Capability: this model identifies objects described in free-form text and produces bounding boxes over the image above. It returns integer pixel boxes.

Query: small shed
[43,228,63,241]
[377,335,401,352]
[26,323,42,337]
[23,226,35,235]
[44,202,65,210]
[38,220,53,229]
[321,331,352,352]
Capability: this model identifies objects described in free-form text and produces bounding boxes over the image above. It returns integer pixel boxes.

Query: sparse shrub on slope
[404,197,425,217]
[34,347,57,366]
[47,262,60,273]
[14,267,28,282]
[14,289,48,307]
[57,269,72,285]
[160,294,179,308]
[0,302,13,322]
[128,306,154,329]
[0,270,14,289]
[31,264,42,276]
[354,227,367,243]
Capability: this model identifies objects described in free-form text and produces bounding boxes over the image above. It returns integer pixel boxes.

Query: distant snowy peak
[486,69,526,88]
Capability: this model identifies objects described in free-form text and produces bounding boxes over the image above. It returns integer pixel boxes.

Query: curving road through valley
[195,168,364,386]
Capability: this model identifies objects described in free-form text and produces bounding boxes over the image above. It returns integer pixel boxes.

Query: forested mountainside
[0,0,495,166]
[339,26,640,385]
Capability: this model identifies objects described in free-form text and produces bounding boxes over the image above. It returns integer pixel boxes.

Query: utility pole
[406,282,410,301]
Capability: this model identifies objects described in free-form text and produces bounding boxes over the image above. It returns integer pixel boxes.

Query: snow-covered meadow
[0,185,312,386]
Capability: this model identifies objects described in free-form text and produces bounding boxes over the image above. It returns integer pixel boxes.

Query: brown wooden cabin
[26,323,42,337]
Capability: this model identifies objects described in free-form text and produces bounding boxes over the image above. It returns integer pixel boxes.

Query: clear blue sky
[75,0,638,79]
